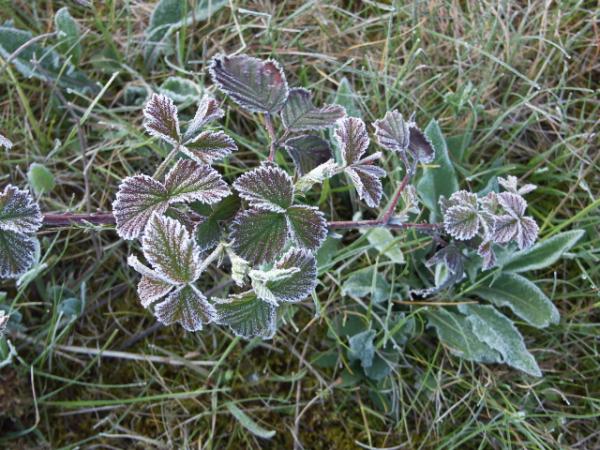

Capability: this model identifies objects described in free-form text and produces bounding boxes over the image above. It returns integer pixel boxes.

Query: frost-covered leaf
[0,185,43,233]
[498,175,536,196]
[164,159,230,204]
[498,192,527,217]
[195,216,221,251]
[373,110,410,152]
[54,7,81,65]
[0,133,13,149]
[286,205,327,252]
[142,213,202,284]
[233,165,293,212]
[27,163,55,195]
[472,273,559,328]
[459,304,542,377]
[181,131,237,165]
[281,88,345,131]
[443,205,480,240]
[477,240,496,270]
[348,329,376,369]
[251,248,317,304]
[209,54,288,114]
[335,117,369,165]
[127,255,174,307]
[143,93,181,145]
[295,159,339,192]
[361,228,404,264]
[0,311,8,336]
[425,308,501,363]
[416,120,458,222]
[226,247,249,287]
[492,214,520,244]
[159,76,202,103]
[342,266,391,303]
[407,122,436,163]
[492,193,538,250]
[154,284,215,331]
[0,230,39,279]
[502,229,585,273]
[284,134,332,176]
[230,209,288,265]
[214,290,277,339]
[183,96,225,141]
[419,244,466,294]
[113,175,169,240]
[345,163,385,208]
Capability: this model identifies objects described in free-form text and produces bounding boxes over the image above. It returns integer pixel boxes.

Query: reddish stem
[327,219,439,231]
[42,213,115,226]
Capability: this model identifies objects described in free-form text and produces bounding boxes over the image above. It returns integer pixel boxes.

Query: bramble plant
[0,54,585,377]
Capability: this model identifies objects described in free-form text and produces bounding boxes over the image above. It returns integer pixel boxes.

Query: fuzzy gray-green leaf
[54,7,81,65]
[0,185,43,234]
[230,209,288,265]
[154,284,215,331]
[282,88,345,131]
[214,291,277,339]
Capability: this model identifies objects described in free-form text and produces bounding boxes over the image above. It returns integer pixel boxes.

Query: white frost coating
[233,165,294,212]
[335,117,370,166]
[0,230,38,279]
[154,284,217,332]
[281,87,346,132]
[492,192,538,250]
[164,159,230,204]
[0,310,8,336]
[143,93,181,145]
[0,185,43,233]
[373,110,410,153]
[213,291,278,339]
[181,130,238,165]
[127,255,175,307]
[0,133,13,149]
[498,175,537,196]
[344,165,385,208]
[295,159,339,193]
[184,95,225,141]
[286,205,328,252]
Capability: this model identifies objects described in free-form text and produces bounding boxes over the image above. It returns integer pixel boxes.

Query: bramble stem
[327,219,439,231]
[42,213,116,226]
[264,113,277,162]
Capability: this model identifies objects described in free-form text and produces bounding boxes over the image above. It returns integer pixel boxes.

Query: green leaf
[54,7,81,65]
[27,163,55,195]
[334,77,362,118]
[230,209,288,265]
[348,329,376,369]
[195,217,221,251]
[281,88,345,131]
[193,195,240,251]
[0,185,43,234]
[0,25,97,94]
[214,291,277,339]
[459,304,542,377]
[416,120,458,222]
[286,205,327,252]
[154,284,215,332]
[502,229,585,273]
[0,230,39,279]
[361,228,404,264]
[233,165,293,212]
[284,134,332,176]
[342,267,391,303]
[472,273,559,328]
[425,308,501,363]
[225,401,276,440]
[159,76,201,103]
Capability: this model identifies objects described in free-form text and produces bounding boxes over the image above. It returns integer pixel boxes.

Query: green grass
[1,0,599,448]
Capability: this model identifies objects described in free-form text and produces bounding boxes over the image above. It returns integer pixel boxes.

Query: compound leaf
[284,134,332,176]
[0,230,39,279]
[335,117,369,165]
[0,185,43,234]
[233,165,293,212]
[373,110,409,153]
[473,272,559,328]
[143,93,181,145]
[230,209,288,265]
[209,54,288,114]
[142,213,202,284]
[164,159,230,204]
[154,284,215,331]
[181,130,237,165]
[113,175,169,240]
[459,304,542,377]
[214,290,277,339]
[281,88,345,131]
[286,205,327,252]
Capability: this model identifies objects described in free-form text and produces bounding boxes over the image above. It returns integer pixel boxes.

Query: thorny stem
[264,113,277,162]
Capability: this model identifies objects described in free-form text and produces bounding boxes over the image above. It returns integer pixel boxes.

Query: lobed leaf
[143,93,181,145]
[284,134,332,176]
[154,284,216,331]
[164,159,230,204]
[214,290,277,339]
[113,175,169,240]
[233,165,293,212]
[335,117,369,165]
[0,230,39,279]
[473,272,559,328]
[230,209,288,265]
[373,110,410,152]
[281,88,345,131]
[0,185,43,234]
[209,54,288,114]
[459,304,542,377]
[183,96,225,141]
[286,205,328,252]
[142,213,202,284]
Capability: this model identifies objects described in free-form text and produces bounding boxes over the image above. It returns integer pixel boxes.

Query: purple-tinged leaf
[128,255,174,307]
[498,175,536,196]
[181,130,238,164]
[209,54,288,114]
[214,290,277,339]
[516,216,539,250]
[142,213,202,284]
[477,240,497,270]
[230,209,288,265]
[497,192,527,218]
[345,164,385,208]
[0,133,13,149]
[143,93,181,145]
[447,190,478,209]
[183,95,225,142]
[373,110,409,152]
[164,159,230,204]
[335,117,369,165]
[286,205,327,252]
[113,175,169,240]
[233,165,293,212]
[284,134,332,176]
[267,248,317,303]
[281,88,345,131]
[443,205,480,241]
[154,284,216,332]
[0,185,42,233]
[0,229,38,279]
[407,122,435,163]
